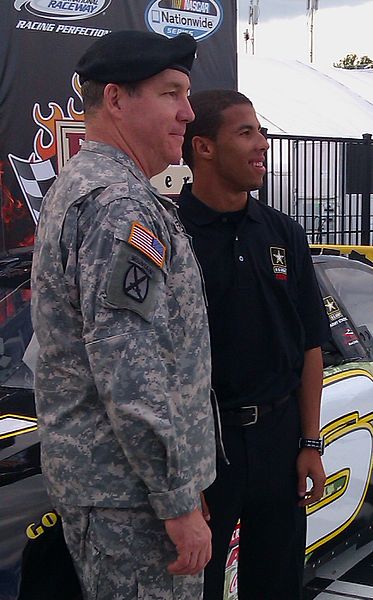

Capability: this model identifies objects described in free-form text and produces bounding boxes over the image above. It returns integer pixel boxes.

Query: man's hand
[297,448,326,507]
[165,508,212,576]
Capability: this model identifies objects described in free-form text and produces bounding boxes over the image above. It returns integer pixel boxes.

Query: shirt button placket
[235,234,248,288]
[235,235,245,262]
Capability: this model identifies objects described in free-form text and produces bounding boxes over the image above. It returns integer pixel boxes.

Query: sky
[237,0,373,67]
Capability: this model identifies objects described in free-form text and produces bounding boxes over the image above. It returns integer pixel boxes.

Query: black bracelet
[299,437,324,456]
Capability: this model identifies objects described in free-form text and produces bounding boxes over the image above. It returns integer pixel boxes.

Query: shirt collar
[178,183,263,225]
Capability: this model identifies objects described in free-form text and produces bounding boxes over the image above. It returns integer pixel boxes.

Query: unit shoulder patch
[123,264,149,304]
[104,240,164,322]
[128,222,166,268]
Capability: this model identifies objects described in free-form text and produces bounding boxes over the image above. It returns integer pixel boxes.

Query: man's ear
[103,83,126,115]
[192,136,215,161]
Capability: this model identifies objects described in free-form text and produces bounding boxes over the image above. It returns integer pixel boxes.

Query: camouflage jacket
[31,141,216,519]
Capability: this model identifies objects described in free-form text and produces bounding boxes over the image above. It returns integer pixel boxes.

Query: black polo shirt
[177,184,330,410]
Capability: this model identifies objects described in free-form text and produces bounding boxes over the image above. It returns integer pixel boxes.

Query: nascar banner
[0,0,237,252]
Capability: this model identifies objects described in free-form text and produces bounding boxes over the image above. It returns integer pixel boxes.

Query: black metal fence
[258,132,373,245]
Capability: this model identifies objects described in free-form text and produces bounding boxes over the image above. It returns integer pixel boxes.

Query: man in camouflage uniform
[31,30,216,600]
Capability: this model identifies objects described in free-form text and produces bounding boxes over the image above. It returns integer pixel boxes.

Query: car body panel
[311,245,373,263]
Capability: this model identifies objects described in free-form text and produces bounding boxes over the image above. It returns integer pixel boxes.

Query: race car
[0,247,373,600]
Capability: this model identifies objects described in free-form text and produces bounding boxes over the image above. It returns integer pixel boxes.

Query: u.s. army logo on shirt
[123,264,149,303]
[270,247,287,280]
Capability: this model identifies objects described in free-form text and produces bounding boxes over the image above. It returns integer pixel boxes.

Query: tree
[358,55,373,68]
[334,53,373,69]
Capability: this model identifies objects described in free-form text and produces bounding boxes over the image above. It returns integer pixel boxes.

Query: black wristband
[299,437,324,456]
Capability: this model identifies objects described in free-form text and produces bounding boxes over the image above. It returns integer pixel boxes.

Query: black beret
[76,30,197,85]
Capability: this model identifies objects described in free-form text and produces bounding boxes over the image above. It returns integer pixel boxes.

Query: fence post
[258,175,268,205]
[361,133,372,245]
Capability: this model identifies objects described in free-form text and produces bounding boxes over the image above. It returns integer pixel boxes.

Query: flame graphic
[0,162,35,248]
[33,74,84,161]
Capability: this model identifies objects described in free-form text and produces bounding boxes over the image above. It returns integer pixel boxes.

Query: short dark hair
[182,90,253,169]
[80,80,141,114]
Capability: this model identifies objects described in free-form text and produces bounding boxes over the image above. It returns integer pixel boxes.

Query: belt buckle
[240,405,258,426]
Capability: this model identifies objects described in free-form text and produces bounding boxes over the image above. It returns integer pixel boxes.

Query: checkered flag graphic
[8,154,57,223]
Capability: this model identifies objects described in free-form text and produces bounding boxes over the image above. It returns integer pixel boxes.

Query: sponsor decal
[0,414,37,440]
[329,315,348,329]
[223,522,239,599]
[270,246,287,280]
[14,0,112,21]
[323,295,344,323]
[26,511,59,539]
[145,0,222,40]
[343,327,359,347]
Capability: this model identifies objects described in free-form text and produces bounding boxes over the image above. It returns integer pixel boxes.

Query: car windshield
[0,277,34,389]
[324,262,373,346]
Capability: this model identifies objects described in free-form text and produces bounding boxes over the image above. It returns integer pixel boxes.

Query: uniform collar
[80,140,177,209]
[81,140,148,185]
[178,183,263,225]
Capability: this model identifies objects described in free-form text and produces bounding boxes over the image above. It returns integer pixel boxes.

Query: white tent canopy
[238,56,373,138]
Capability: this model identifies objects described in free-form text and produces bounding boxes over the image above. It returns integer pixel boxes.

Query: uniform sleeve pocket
[102,237,164,323]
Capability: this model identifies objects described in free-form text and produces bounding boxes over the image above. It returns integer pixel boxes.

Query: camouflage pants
[58,504,203,600]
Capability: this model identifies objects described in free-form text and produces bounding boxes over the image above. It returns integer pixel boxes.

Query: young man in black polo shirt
[177,90,330,600]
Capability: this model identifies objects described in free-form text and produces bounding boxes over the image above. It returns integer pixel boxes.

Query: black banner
[345,141,373,195]
[0,0,237,252]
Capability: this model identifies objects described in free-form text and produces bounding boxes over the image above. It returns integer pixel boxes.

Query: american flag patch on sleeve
[128,222,166,268]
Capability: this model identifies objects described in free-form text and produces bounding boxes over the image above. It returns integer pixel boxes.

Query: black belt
[220,395,290,427]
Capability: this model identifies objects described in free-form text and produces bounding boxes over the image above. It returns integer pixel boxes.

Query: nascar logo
[145,0,222,40]
[168,1,211,12]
